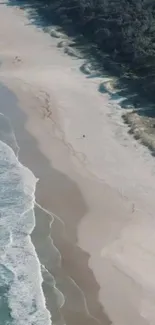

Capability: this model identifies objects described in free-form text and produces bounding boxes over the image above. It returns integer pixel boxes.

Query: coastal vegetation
[28,0,155,104]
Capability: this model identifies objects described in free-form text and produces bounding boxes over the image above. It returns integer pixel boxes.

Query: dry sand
[1,1,155,325]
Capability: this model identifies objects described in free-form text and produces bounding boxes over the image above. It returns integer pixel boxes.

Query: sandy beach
[1,1,155,325]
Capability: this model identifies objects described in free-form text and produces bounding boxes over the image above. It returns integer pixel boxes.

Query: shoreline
[0,81,111,325]
[1,2,155,325]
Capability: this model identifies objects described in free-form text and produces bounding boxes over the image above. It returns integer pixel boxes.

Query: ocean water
[0,113,51,325]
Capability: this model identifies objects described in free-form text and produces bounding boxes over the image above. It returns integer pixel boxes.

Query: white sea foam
[0,139,51,325]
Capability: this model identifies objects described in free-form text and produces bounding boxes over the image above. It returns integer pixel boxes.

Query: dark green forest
[19,0,155,104]
[36,0,155,102]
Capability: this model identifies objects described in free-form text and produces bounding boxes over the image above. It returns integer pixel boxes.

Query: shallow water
[0,112,52,325]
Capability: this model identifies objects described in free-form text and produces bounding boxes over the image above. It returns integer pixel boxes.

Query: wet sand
[1,2,155,325]
[0,83,111,325]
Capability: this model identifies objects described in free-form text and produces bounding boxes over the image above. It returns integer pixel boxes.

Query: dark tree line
[34,0,155,101]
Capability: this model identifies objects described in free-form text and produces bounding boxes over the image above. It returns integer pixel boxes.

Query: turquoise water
[0,113,51,325]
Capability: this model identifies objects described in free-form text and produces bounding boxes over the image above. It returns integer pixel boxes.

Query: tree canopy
[35,0,155,101]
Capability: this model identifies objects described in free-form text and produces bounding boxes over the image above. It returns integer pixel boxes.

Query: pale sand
[1,2,155,325]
